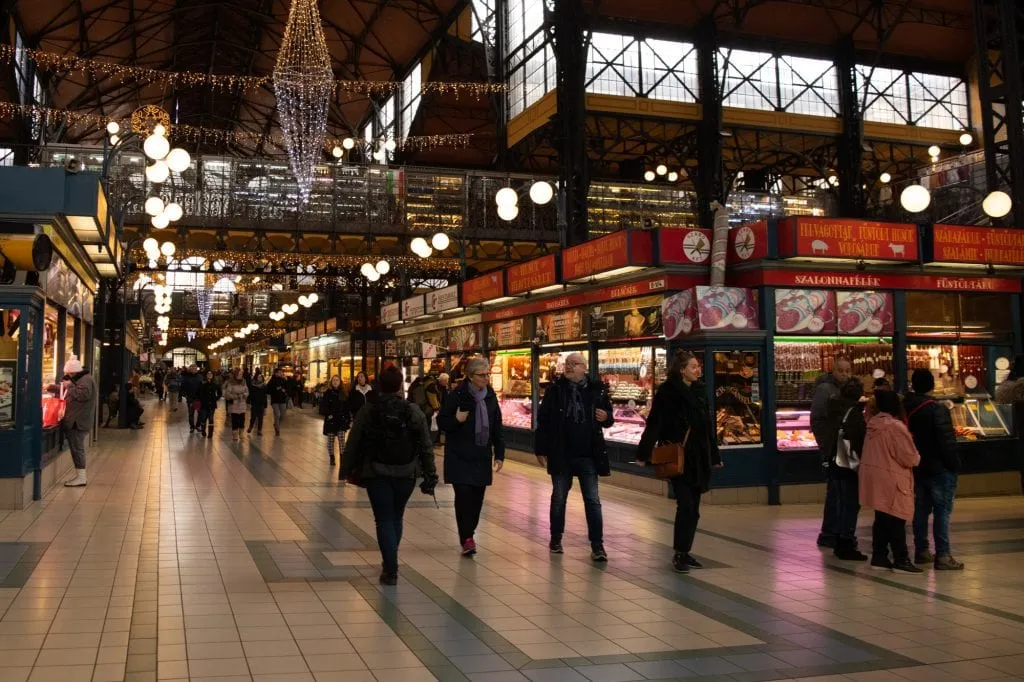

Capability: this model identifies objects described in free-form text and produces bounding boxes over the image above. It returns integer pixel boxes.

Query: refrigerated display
[492,349,532,430]
[713,351,762,447]
[906,344,986,397]
[598,346,665,444]
[538,349,589,390]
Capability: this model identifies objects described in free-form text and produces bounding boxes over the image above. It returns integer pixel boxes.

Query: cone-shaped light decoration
[272,0,333,205]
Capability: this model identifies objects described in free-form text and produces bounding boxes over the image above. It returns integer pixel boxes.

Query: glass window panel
[508,64,526,118]
[858,65,909,125]
[713,350,763,447]
[0,309,19,429]
[401,63,422,138]
[720,48,777,111]
[586,32,637,97]
[909,72,968,130]
[640,38,698,103]
[524,47,550,108]
[778,56,839,117]
[471,0,495,43]
[506,0,524,51]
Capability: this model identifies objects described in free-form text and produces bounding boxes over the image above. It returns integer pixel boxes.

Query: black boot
[834,538,867,561]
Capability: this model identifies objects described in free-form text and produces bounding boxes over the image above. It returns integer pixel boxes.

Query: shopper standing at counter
[636,350,722,573]
[437,358,505,556]
[535,352,614,562]
[812,356,852,549]
[994,356,1024,494]
[62,356,96,488]
[826,379,868,562]
[905,369,964,571]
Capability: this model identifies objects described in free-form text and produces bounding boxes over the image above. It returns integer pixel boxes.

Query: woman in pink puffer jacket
[859,390,922,574]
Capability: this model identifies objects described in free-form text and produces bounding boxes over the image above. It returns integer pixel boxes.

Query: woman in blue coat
[437,357,505,556]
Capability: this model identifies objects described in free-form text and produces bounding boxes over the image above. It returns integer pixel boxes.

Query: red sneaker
[461,538,477,556]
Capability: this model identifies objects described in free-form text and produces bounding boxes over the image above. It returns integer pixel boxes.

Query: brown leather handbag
[651,430,690,479]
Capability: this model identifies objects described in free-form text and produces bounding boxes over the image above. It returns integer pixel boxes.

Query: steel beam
[552,0,590,247]
[694,18,724,227]
[836,38,865,217]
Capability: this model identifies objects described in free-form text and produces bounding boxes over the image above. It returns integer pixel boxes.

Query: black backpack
[366,399,417,466]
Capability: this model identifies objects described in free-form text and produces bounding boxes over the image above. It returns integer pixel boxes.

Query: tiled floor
[1,398,1023,682]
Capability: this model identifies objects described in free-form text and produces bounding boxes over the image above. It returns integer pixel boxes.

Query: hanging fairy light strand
[0,44,504,97]
[127,246,460,272]
[0,101,476,151]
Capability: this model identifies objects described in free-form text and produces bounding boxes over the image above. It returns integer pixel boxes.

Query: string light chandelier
[273,0,333,204]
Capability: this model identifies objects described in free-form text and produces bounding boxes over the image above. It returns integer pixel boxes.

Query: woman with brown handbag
[636,350,722,573]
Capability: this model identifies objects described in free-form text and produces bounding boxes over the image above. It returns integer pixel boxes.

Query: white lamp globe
[109,134,120,145]
[367,269,381,282]
[145,161,169,184]
[644,170,656,182]
[495,187,518,207]
[900,184,931,213]
[153,123,167,137]
[165,148,191,173]
[160,242,176,257]
[360,262,375,278]
[151,213,170,230]
[959,132,973,146]
[983,190,1012,218]
[828,175,839,186]
[144,196,165,216]
[656,164,668,176]
[667,171,679,182]
[308,293,318,304]
[332,146,343,158]
[385,139,397,152]
[431,232,450,251]
[375,260,390,275]
[299,295,310,307]
[106,121,120,135]
[410,237,428,255]
[927,145,941,157]
[879,172,891,184]
[497,203,519,221]
[529,180,554,205]
[143,133,170,161]
[418,246,433,258]
[372,148,386,162]
[342,137,355,150]
[164,202,183,222]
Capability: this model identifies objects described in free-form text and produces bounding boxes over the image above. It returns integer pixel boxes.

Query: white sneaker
[64,470,87,487]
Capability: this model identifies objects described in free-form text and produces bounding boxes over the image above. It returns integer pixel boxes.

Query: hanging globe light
[367,269,381,282]
[164,202,183,222]
[165,148,191,173]
[879,172,892,184]
[410,237,428,255]
[342,137,355,150]
[900,184,931,213]
[495,187,518,207]
[417,246,433,258]
[431,232,450,251]
[529,181,554,205]
[109,134,120,146]
[160,241,176,257]
[307,293,319,304]
[153,123,167,137]
[667,171,679,182]
[384,139,397,152]
[497,203,519,221]
[375,260,390,275]
[360,262,375,277]
[331,146,343,158]
[144,196,165,216]
[151,213,170,230]
[927,145,941,158]
[644,170,656,182]
[145,161,170,184]
[982,190,1012,218]
[656,164,668,176]
[143,133,170,161]
[959,132,973,146]
[106,121,120,135]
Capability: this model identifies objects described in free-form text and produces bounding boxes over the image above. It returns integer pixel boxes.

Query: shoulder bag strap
[906,399,936,421]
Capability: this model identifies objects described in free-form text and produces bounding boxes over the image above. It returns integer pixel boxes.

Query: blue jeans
[550,457,603,550]
[197,408,214,433]
[913,470,958,556]
[365,477,416,575]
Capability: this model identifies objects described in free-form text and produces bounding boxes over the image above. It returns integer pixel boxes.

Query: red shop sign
[506,254,558,295]
[561,230,653,281]
[658,228,713,265]
[483,273,704,322]
[929,225,1024,266]
[730,221,770,262]
[462,272,505,306]
[733,269,1022,293]
[779,217,919,262]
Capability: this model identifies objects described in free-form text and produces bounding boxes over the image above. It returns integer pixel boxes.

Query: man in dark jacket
[267,368,290,436]
[61,356,96,487]
[810,357,852,548]
[535,352,614,561]
[905,369,964,570]
[341,366,438,585]
[179,365,202,433]
[825,379,868,561]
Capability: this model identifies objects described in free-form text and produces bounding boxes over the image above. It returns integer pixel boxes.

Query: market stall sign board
[462,272,505,306]
[426,285,460,314]
[401,295,425,320]
[507,254,559,295]
[381,303,400,325]
[778,217,919,262]
[929,225,1024,266]
[658,228,713,265]
[730,221,770,262]
[561,230,653,281]
[734,269,1022,293]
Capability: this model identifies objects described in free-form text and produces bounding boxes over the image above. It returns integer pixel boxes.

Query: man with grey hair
[535,352,614,561]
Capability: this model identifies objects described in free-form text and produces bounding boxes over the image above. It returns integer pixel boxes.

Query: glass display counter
[712,350,763,447]
[538,348,588,391]
[597,346,665,445]
[491,349,532,430]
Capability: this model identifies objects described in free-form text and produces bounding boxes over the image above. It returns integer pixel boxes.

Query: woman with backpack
[321,375,351,465]
[827,379,868,561]
[341,366,438,586]
[437,357,505,557]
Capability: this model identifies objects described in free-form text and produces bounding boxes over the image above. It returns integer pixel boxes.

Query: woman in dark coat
[345,371,376,417]
[826,378,868,561]
[196,370,221,439]
[322,375,351,466]
[248,370,268,435]
[637,350,722,573]
[437,357,505,557]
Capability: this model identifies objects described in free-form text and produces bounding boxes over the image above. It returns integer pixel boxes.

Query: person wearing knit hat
[61,355,96,487]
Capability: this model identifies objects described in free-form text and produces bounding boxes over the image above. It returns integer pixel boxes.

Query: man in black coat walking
[535,352,614,562]
[179,365,202,433]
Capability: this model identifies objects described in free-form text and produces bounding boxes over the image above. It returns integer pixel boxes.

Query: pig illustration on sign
[811,240,829,255]
[888,243,905,257]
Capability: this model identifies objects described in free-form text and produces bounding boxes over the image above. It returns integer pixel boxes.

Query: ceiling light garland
[0,102,475,151]
[128,246,460,272]
[0,44,505,97]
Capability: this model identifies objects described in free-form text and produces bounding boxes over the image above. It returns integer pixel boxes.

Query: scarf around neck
[567,375,589,425]
[468,384,490,446]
